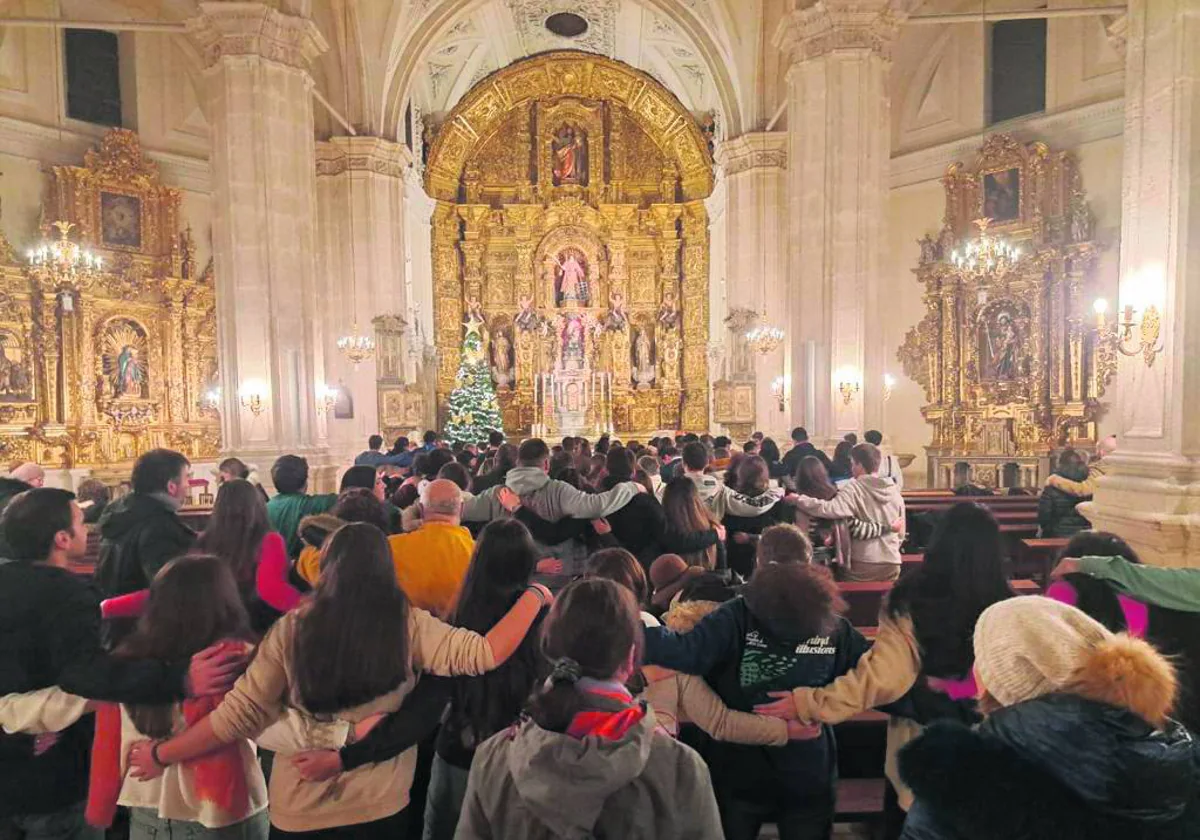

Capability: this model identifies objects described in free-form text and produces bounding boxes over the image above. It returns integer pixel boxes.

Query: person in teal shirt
[266,455,338,558]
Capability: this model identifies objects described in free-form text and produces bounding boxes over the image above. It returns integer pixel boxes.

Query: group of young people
[0,427,1198,840]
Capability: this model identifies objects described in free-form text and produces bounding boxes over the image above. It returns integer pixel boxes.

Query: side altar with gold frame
[0,129,219,472]
[423,52,713,437]
[898,134,1116,488]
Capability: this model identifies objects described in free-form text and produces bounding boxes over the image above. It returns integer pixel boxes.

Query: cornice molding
[889,98,1125,189]
[316,136,414,178]
[716,132,788,176]
[774,2,902,65]
[187,2,328,72]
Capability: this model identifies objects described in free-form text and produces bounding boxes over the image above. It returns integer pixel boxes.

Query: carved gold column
[163,281,187,424]
[432,202,463,421]
[680,201,710,431]
[652,205,682,428]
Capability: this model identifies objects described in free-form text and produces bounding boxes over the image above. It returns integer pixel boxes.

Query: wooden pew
[1018,537,1070,584]
[840,577,1041,628]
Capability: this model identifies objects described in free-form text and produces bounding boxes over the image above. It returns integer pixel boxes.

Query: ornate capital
[774,1,902,65]
[316,137,413,178]
[187,2,328,72]
[716,132,788,176]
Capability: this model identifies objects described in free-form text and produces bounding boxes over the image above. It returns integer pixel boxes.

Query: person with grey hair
[386,478,474,617]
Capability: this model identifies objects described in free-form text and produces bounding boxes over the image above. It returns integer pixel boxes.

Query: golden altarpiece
[423,52,713,436]
[0,129,218,472]
[898,134,1116,488]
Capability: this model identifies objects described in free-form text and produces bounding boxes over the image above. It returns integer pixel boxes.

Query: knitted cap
[973,596,1112,708]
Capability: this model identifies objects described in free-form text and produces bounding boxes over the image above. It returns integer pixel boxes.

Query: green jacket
[1076,556,1200,614]
[268,492,338,558]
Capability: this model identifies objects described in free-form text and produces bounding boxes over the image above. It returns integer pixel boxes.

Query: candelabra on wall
[1093,297,1163,368]
[836,367,861,406]
[883,373,896,402]
[239,380,267,417]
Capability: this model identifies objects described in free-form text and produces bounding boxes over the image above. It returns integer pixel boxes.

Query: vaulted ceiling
[410,0,726,123]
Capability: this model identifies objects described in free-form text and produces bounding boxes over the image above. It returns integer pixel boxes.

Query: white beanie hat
[973,596,1112,708]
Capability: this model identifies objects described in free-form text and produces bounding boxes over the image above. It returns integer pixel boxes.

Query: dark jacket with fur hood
[899,635,1200,840]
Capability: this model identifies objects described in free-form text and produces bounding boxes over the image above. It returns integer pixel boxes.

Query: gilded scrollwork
[0,129,219,470]
[424,52,712,435]
[900,134,1114,485]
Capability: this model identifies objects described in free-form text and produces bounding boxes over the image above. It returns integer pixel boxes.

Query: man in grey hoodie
[461,438,642,583]
[788,443,905,581]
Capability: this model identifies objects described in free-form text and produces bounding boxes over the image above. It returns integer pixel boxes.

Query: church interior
[0,1,1199,838]
[0,0,1189,563]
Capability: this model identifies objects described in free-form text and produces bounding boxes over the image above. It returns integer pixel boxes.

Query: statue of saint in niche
[554,249,590,306]
[102,319,149,400]
[0,332,31,401]
[984,311,1021,381]
[560,315,586,371]
[551,125,587,186]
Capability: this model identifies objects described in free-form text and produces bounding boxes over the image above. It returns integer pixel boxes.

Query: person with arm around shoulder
[456,578,722,840]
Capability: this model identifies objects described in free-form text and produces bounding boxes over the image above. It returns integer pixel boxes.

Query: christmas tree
[443,323,504,444]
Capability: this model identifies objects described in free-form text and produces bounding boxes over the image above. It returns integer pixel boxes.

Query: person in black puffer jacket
[722,456,795,580]
[96,450,195,645]
[899,596,1200,840]
[1037,448,1092,538]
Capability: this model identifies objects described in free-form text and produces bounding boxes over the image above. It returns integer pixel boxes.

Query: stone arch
[424,51,714,201]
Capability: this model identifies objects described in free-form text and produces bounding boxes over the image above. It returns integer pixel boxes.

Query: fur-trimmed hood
[900,694,1200,839]
[297,513,344,549]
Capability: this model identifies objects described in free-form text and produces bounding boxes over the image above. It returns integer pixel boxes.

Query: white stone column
[187,2,331,487]
[1079,0,1200,566]
[776,2,899,443]
[714,133,789,437]
[315,137,412,461]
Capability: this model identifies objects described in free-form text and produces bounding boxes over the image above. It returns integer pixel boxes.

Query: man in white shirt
[864,430,903,490]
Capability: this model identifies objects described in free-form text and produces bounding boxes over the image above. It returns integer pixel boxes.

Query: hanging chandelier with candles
[337,323,375,366]
[745,321,784,355]
[27,221,104,288]
[950,218,1022,280]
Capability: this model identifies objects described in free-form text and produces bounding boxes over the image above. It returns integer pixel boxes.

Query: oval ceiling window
[545,12,589,38]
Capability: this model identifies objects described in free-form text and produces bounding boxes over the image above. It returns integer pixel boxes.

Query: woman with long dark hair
[758,438,789,480]
[661,477,726,570]
[755,502,1014,831]
[828,441,854,484]
[196,479,300,632]
[593,447,667,566]
[421,519,547,840]
[722,456,795,579]
[456,579,722,840]
[126,523,550,838]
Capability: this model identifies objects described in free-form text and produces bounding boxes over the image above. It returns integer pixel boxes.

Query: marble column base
[1078,453,1200,567]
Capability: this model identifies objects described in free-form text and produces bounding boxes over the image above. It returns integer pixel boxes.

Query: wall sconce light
[315,383,337,414]
[883,373,897,403]
[836,366,861,406]
[770,376,786,412]
[1094,297,1164,367]
[238,379,267,417]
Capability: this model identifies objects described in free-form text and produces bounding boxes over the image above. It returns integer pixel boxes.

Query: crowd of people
[0,426,1197,840]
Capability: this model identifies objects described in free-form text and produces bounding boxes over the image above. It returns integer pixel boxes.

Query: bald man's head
[420,478,463,524]
[11,463,44,488]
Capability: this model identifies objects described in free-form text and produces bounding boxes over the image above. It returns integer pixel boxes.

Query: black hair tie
[550,657,583,685]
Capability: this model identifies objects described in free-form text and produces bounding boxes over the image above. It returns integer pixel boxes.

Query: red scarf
[565,684,647,741]
[85,696,250,828]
